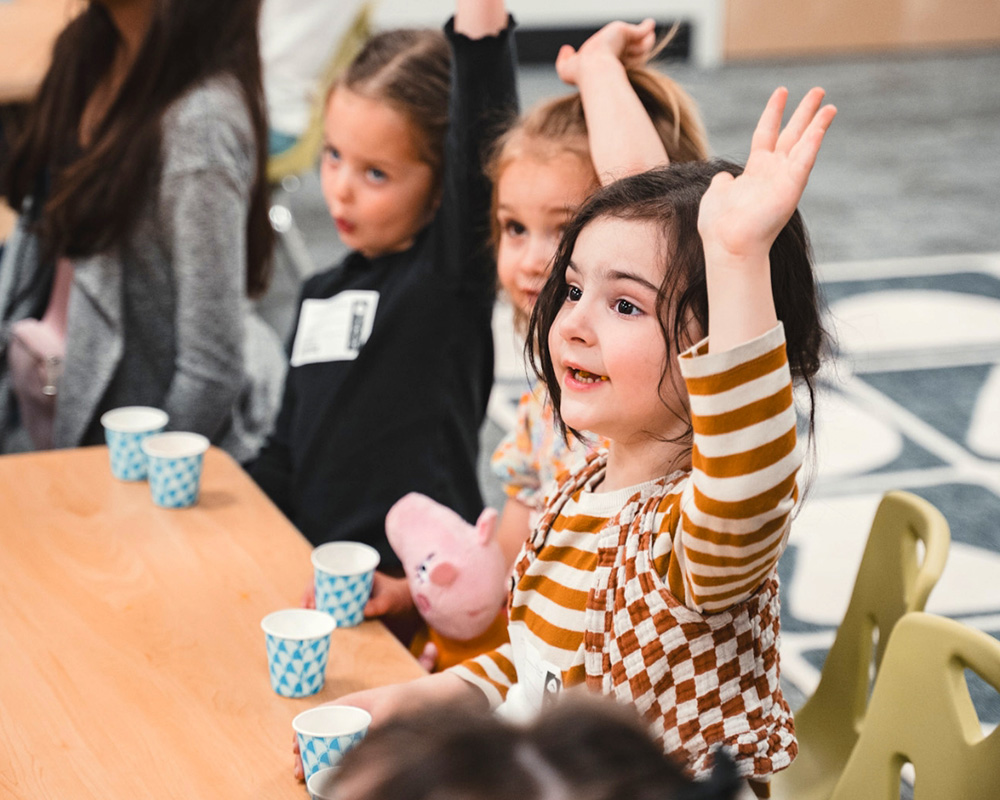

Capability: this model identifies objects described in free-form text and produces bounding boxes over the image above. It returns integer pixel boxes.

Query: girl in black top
[250,0,518,569]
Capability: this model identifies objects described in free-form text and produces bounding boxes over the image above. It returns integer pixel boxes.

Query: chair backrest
[267,2,374,184]
[771,491,950,800]
[829,612,1000,800]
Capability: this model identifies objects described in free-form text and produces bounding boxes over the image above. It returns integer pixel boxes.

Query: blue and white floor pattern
[487,251,1000,737]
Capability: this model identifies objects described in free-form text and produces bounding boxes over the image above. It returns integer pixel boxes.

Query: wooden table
[0,0,76,105]
[0,446,424,799]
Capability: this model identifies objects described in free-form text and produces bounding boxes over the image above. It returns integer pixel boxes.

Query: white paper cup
[141,432,210,509]
[100,406,169,481]
[307,766,340,800]
[312,542,380,627]
[261,609,336,698]
[294,705,372,780]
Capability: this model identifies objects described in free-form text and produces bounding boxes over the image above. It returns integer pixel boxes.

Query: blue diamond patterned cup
[293,705,371,781]
[141,432,210,509]
[261,609,336,698]
[312,542,380,627]
[100,407,169,481]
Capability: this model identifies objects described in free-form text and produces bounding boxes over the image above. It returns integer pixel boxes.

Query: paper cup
[294,705,371,781]
[307,767,340,800]
[312,542,380,627]
[261,609,336,698]
[141,432,210,509]
[101,406,169,481]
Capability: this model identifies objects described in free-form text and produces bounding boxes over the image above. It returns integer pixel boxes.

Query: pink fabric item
[7,258,73,449]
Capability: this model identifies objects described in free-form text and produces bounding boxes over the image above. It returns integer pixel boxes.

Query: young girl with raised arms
[324,88,836,791]
[250,0,518,568]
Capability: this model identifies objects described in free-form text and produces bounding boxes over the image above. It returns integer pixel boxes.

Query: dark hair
[528,160,827,446]
[334,697,740,800]
[1,0,273,297]
[336,28,451,177]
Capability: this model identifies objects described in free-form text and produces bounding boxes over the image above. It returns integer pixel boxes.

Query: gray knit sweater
[0,75,285,461]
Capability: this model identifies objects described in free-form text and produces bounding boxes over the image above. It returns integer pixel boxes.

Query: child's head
[491,67,709,331]
[333,696,740,800]
[529,160,826,448]
[321,29,450,258]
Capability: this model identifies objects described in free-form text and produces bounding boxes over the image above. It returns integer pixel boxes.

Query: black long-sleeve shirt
[250,18,518,568]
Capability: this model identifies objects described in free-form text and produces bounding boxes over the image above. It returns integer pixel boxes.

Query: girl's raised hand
[556,18,656,86]
[698,87,837,265]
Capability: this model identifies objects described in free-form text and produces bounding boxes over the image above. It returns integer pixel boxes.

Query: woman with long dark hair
[0,0,284,459]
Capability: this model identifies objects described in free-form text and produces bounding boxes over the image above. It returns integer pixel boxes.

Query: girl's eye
[566,285,582,302]
[325,146,341,162]
[502,220,526,238]
[616,299,640,316]
[366,167,387,183]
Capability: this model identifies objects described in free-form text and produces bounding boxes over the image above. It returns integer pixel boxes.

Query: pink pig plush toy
[385,493,510,672]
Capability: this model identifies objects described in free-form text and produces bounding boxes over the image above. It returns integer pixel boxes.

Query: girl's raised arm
[454,0,508,38]
[699,87,836,354]
[556,19,669,184]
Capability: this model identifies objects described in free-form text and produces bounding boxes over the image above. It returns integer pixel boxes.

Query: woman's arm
[158,165,246,438]
[556,19,669,185]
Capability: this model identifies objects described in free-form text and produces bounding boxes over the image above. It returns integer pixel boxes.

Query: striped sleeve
[447,643,516,709]
[669,323,801,614]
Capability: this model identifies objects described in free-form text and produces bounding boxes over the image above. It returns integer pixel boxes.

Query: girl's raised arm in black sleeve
[435,0,518,294]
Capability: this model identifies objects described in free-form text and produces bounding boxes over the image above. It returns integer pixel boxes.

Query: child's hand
[363,572,415,618]
[556,18,656,86]
[300,582,315,609]
[698,87,837,265]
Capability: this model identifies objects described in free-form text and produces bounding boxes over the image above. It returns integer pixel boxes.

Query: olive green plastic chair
[770,491,951,800]
[829,612,1000,800]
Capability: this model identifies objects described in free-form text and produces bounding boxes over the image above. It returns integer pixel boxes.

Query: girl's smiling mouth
[566,366,609,386]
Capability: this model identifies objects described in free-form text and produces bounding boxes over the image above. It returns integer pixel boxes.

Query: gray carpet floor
[255,45,1000,759]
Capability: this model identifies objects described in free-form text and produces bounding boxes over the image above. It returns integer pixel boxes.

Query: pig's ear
[430,561,458,587]
[474,507,499,546]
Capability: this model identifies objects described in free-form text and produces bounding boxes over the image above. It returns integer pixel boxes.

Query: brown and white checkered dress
[453,326,799,781]
[513,451,797,780]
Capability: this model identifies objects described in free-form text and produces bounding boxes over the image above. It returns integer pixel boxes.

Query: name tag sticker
[509,627,563,713]
[290,291,379,366]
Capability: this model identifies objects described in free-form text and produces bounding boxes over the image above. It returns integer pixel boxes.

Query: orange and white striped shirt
[452,325,800,713]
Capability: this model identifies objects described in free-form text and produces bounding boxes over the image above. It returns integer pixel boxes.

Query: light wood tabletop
[0,446,425,799]
[0,0,78,105]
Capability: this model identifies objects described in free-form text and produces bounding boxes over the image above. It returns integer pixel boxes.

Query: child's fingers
[555,44,579,84]
[776,87,826,154]
[750,87,789,154]
[623,19,656,59]
[292,732,304,780]
[789,104,838,175]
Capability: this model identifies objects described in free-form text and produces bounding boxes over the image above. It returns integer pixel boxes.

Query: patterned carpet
[486,250,1000,736]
